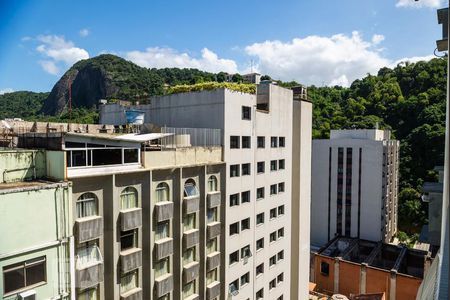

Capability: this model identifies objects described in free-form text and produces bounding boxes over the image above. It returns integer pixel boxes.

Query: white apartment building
[311,129,399,248]
[99,82,312,300]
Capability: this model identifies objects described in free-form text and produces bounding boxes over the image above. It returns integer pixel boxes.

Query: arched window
[155,182,170,202]
[207,175,218,192]
[120,187,138,210]
[77,192,98,219]
[184,179,198,197]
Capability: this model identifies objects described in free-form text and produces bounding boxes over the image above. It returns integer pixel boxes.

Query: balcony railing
[207,222,221,240]
[183,261,200,284]
[206,251,221,271]
[120,208,142,231]
[154,273,173,298]
[75,245,103,290]
[206,281,221,300]
[154,237,173,260]
[183,229,200,249]
[75,216,103,243]
[154,201,174,222]
[184,195,200,214]
[207,191,221,208]
[120,248,142,273]
[120,287,143,300]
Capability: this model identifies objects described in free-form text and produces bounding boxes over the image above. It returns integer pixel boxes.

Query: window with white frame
[155,182,170,202]
[120,187,138,210]
[3,256,47,295]
[184,179,199,197]
[155,221,170,240]
[76,192,98,219]
[207,175,218,192]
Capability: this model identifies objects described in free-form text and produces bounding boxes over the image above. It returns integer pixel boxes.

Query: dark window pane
[72,150,87,167]
[65,141,85,148]
[26,262,46,285]
[92,148,122,166]
[4,268,25,293]
[120,230,135,251]
[124,149,139,163]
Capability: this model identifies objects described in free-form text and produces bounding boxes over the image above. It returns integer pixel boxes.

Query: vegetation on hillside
[0,91,49,119]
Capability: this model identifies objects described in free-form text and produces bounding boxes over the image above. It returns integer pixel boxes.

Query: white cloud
[79,28,89,37]
[245,31,390,87]
[372,34,385,45]
[396,0,444,8]
[125,47,238,73]
[35,35,89,75]
[0,88,14,95]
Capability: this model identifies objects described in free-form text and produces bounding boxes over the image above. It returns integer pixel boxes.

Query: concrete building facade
[311,130,399,247]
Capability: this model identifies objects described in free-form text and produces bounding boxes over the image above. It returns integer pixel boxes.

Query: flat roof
[0,179,66,193]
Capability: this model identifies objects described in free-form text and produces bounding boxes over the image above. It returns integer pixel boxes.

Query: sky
[0,0,446,93]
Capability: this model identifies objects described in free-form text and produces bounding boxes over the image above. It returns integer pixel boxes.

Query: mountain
[41,54,216,114]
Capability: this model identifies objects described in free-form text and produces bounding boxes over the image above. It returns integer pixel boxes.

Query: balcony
[206,281,221,300]
[120,287,143,300]
[207,222,221,240]
[154,201,174,222]
[183,261,200,283]
[75,246,103,290]
[120,208,142,231]
[154,237,173,260]
[154,273,173,298]
[75,216,103,243]
[207,191,221,208]
[184,195,200,214]
[183,229,200,249]
[120,248,142,273]
[206,251,221,271]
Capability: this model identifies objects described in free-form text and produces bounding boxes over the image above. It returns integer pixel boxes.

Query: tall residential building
[311,129,399,247]
[0,149,72,300]
[99,82,313,299]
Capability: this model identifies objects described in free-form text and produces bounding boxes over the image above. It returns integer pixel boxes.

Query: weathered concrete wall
[143,147,222,169]
[46,150,66,181]
[0,149,46,183]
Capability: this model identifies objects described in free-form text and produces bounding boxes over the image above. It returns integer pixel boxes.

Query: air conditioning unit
[19,290,36,300]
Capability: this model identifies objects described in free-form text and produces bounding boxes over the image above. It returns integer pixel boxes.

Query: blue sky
[0,0,446,93]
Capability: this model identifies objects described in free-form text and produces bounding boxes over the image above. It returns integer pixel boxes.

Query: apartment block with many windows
[311,129,399,248]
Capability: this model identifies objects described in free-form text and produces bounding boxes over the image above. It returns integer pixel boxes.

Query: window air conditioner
[19,290,36,300]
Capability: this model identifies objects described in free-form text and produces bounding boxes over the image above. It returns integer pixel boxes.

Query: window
[230,165,240,177]
[120,229,137,251]
[230,222,240,235]
[242,163,251,176]
[76,242,102,269]
[269,255,277,266]
[230,193,240,207]
[278,228,285,239]
[270,231,277,243]
[76,192,97,219]
[278,159,285,170]
[256,264,264,277]
[278,205,285,216]
[270,184,277,195]
[183,281,195,298]
[207,208,217,223]
[241,191,250,203]
[155,182,170,202]
[256,213,265,225]
[240,272,250,286]
[277,295,284,300]
[279,137,285,147]
[207,175,218,192]
[3,256,46,294]
[271,137,278,148]
[270,208,277,219]
[183,247,196,265]
[229,251,239,265]
[270,160,278,171]
[256,187,265,200]
[277,250,284,261]
[77,288,98,300]
[241,218,250,231]
[184,179,199,197]
[277,273,284,284]
[206,238,217,254]
[257,161,265,174]
[124,148,139,163]
[278,182,285,193]
[241,245,251,258]
[120,187,138,210]
[207,269,217,285]
[320,261,330,276]
[242,106,251,120]
[269,279,276,290]
[230,136,240,149]
[184,213,196,231]
[120,270,138,294]
[256,238,264,251]
[155,221,170,240]
[242,136,251,148]
[154,258,169,278]
[256,288,264,299]
[229,279,239,294]
[257,136,265,148]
